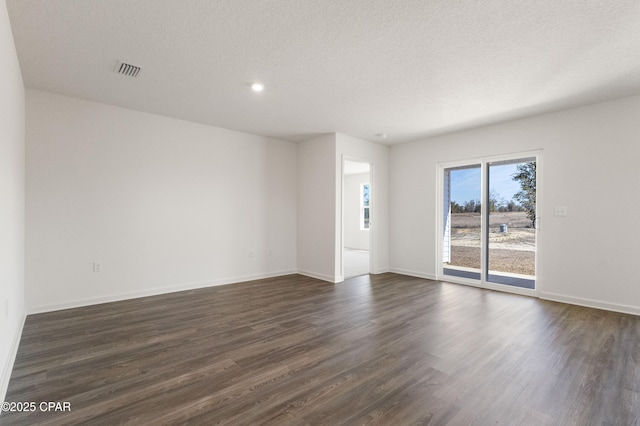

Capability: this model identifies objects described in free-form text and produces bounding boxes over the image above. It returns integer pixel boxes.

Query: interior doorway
[343,159,371,278]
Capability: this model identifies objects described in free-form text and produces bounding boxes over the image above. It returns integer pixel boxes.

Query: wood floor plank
[3,273,640,425]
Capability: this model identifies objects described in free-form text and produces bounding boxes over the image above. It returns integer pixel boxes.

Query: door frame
[341,156,373,279]
[436,150,543,297]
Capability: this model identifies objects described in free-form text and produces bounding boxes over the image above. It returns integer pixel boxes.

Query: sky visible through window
[450,164,521,205]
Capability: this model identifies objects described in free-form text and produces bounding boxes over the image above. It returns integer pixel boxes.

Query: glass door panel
[443,165,482,281]
[487,159,536,289]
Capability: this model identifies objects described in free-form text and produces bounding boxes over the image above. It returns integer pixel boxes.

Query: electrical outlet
[93,262,102,272]
[249,249,254,258]
[554,206,568,217]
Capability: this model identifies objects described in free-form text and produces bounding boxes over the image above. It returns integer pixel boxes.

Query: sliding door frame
[436,150,543,297]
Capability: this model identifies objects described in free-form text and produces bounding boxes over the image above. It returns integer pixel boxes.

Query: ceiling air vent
[115,61,141,78]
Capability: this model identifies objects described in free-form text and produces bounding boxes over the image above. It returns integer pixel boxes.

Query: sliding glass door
[441,154,538,291]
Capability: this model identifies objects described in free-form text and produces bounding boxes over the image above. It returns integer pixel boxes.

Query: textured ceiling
[6,0,640,144]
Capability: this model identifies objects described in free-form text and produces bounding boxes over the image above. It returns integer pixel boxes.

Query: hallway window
[361,183,370,230]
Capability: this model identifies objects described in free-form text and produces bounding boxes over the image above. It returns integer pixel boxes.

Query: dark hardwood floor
[3,273,640,425]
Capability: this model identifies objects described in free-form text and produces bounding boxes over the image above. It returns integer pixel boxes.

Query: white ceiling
[6,1,640,144]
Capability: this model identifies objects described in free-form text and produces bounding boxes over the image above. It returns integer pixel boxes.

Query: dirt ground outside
[446,211,536,276]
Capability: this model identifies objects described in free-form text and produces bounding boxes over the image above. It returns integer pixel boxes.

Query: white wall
[390,95,640,315]
[297,134,337,281]
[336,133,389,278]
[26,90,297,312]
[344,173,370,250]
[0,0,25,401]
[297,133,389,282]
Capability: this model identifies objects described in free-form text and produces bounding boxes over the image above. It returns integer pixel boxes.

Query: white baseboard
[1,311,26,403]
[388,268,437,281]
[540,292,640,316]
[28,270,298,314]
[297,270,339,283]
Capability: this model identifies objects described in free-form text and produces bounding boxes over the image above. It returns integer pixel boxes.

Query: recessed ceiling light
[251,83,264,92]
[376,133,387,139]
